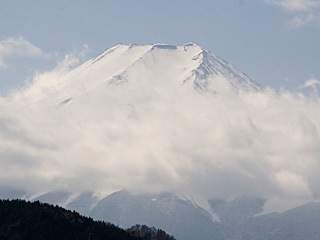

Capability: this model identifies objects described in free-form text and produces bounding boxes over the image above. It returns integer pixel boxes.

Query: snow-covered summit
[15,43,263,104]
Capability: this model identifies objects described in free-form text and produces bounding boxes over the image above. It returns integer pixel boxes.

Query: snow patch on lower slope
[189,195,221,222]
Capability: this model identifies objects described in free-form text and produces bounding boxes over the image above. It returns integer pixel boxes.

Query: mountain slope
[29,190,225,240]
[89,190,224,240]
[22,190,320,240]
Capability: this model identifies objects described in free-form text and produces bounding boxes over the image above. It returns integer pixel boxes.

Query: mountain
[241,202,320,240]
[16,42,262,105]
[8,190,319,240]
[2,43,318,239]
[0,187,25,200]
[28,190,224,240]
[89,191,224,240]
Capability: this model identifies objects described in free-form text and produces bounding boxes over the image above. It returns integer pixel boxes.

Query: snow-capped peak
[14,43,263,104]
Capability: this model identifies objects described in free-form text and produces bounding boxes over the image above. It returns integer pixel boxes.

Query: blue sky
[0,0,320,95]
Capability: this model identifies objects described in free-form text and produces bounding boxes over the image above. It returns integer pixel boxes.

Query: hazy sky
[0,0,320,95]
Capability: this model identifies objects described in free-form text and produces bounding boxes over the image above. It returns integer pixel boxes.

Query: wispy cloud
[299,77,320,95]
[266,0,320,27]
[301,77,320,88]
[0,36,48,69]
[270,0,320,11]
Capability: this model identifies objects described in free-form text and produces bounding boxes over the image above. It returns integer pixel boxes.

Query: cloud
[289,13,319,27]
[266,0,320,27]
[274,170,312,197]
[1,52,320,212]
[270,0,320,11]
[301,77,320,88]
[299,77,320,95]
[0,36,48,69]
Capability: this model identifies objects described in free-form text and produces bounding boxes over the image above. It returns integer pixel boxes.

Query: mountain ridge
[6,189,320,240]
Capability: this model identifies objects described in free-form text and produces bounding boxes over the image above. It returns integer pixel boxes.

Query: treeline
[127,225,176,240]
[0,199,175,240]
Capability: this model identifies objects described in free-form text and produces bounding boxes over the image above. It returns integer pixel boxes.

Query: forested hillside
[0,199,174,240]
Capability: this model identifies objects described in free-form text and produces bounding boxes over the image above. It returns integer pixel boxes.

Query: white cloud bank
[0,36,47,69]
[267,0,320,27]
[0,49,320,212]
